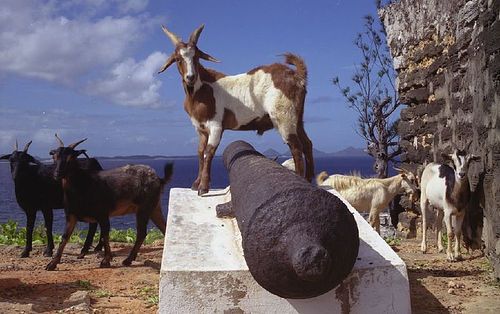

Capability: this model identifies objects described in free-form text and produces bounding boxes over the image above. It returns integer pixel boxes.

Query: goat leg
[444,212,455,262]
[420,198,428,254]
[149,203,166,235]
[436,210,444,253]
[199,143,218,195]
[21,210,36,258]
[94,238,104,252]
[298,125,314,182]
[46,214,77,270]
[98,217,112,268]
[287,134,305,178]
[192,131,208,191]
[453,214,465,261]
[123,214,148,266]
[78,222,98,259]
[41,209,54,257]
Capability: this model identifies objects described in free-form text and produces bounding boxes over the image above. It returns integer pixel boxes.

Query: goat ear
[158,54,177,74]
[0,154,10,160]
[29,155,41,165]
[468,154,481,162]
[394,166,405,173]
[198,49,220,63]
[75,149,87,157]
[441,152,452,161]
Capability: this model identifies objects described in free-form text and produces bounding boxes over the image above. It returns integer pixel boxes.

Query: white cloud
[85,51,168,108]
[0,0,166,108]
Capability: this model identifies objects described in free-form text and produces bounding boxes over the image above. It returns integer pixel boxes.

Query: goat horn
[158,54,177,74]
[393,166,405,173]
[198,49,220,63]
[161,25,182,46]
[55,133,64,147]
[466,141,472,151]
[14,139,18,151]
[188,24,205,45]
[23,140,32,152]
[69,138,87,149]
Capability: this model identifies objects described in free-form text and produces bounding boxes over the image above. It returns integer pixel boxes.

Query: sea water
[0,155,377,233]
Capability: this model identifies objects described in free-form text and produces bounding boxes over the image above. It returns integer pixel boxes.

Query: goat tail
[161,163,174,186]
[282,53,307,88]
[316,171,328,186]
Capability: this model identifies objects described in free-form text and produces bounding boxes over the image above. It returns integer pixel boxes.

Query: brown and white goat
[158,24,314,195]
[420,146,480,262]
[316,168,418,234]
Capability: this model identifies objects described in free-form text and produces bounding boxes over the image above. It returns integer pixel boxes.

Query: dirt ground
[0,238,499,313]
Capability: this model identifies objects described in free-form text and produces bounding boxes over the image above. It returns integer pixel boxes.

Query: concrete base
[159,188,411,314]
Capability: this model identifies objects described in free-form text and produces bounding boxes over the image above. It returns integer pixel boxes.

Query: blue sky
[0,0,383,157]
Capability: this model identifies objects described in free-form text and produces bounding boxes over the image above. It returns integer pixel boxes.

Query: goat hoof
[45,262,57,271]
[43,250,53,257]
[77,253,85,259]
[100,260,111,268]
[20,251,30,258]
[94,244,103,252]
[122,258,132,266]
[447,257,456,263]
[198,188,209,196]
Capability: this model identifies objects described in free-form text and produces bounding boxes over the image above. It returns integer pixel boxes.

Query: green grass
[441,233,448,247]
[138,286,159,308]
[75,280,93,290]
[94,289,112,298]
[0,219,164,245]
[492,278,500,288]
[383,236,401,246]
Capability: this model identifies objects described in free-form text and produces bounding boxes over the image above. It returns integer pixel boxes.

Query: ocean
[0,155,377,233]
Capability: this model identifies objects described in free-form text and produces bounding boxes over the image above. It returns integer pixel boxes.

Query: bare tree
[332,14,401,178]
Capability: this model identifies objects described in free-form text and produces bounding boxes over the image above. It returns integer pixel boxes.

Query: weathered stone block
[381,0,500,278]
[403,87,430,104]
[159,188,411,313]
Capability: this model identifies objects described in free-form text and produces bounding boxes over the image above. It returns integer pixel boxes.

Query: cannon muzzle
[218,141,359,299]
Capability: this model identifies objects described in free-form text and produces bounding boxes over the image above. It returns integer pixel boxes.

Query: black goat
[46,137,173,270]
[389,194,404,228]
[0,140,102,258]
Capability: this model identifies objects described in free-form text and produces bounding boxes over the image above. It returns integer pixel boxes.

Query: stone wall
[380,0,500,277]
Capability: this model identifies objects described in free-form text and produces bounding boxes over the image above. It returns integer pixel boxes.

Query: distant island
[262,146,368,158]
[30,146,368,162]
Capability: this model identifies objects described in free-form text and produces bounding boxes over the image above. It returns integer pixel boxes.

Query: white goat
[316,168,418,234]
[158,24,314,195]
[420,146,480,262]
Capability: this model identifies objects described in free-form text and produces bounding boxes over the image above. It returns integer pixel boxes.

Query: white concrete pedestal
[159,188,411,313]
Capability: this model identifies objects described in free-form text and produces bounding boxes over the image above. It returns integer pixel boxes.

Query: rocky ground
[0,242,164,313]
[0,238,499,313]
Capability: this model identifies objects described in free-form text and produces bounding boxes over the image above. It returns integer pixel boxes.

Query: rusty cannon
[216,140,359,299]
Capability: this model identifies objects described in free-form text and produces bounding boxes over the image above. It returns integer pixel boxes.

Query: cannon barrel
[220,141,359,299]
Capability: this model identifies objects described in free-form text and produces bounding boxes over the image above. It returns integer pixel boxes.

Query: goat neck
[380,174,404,196]
[449,174,470,209]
